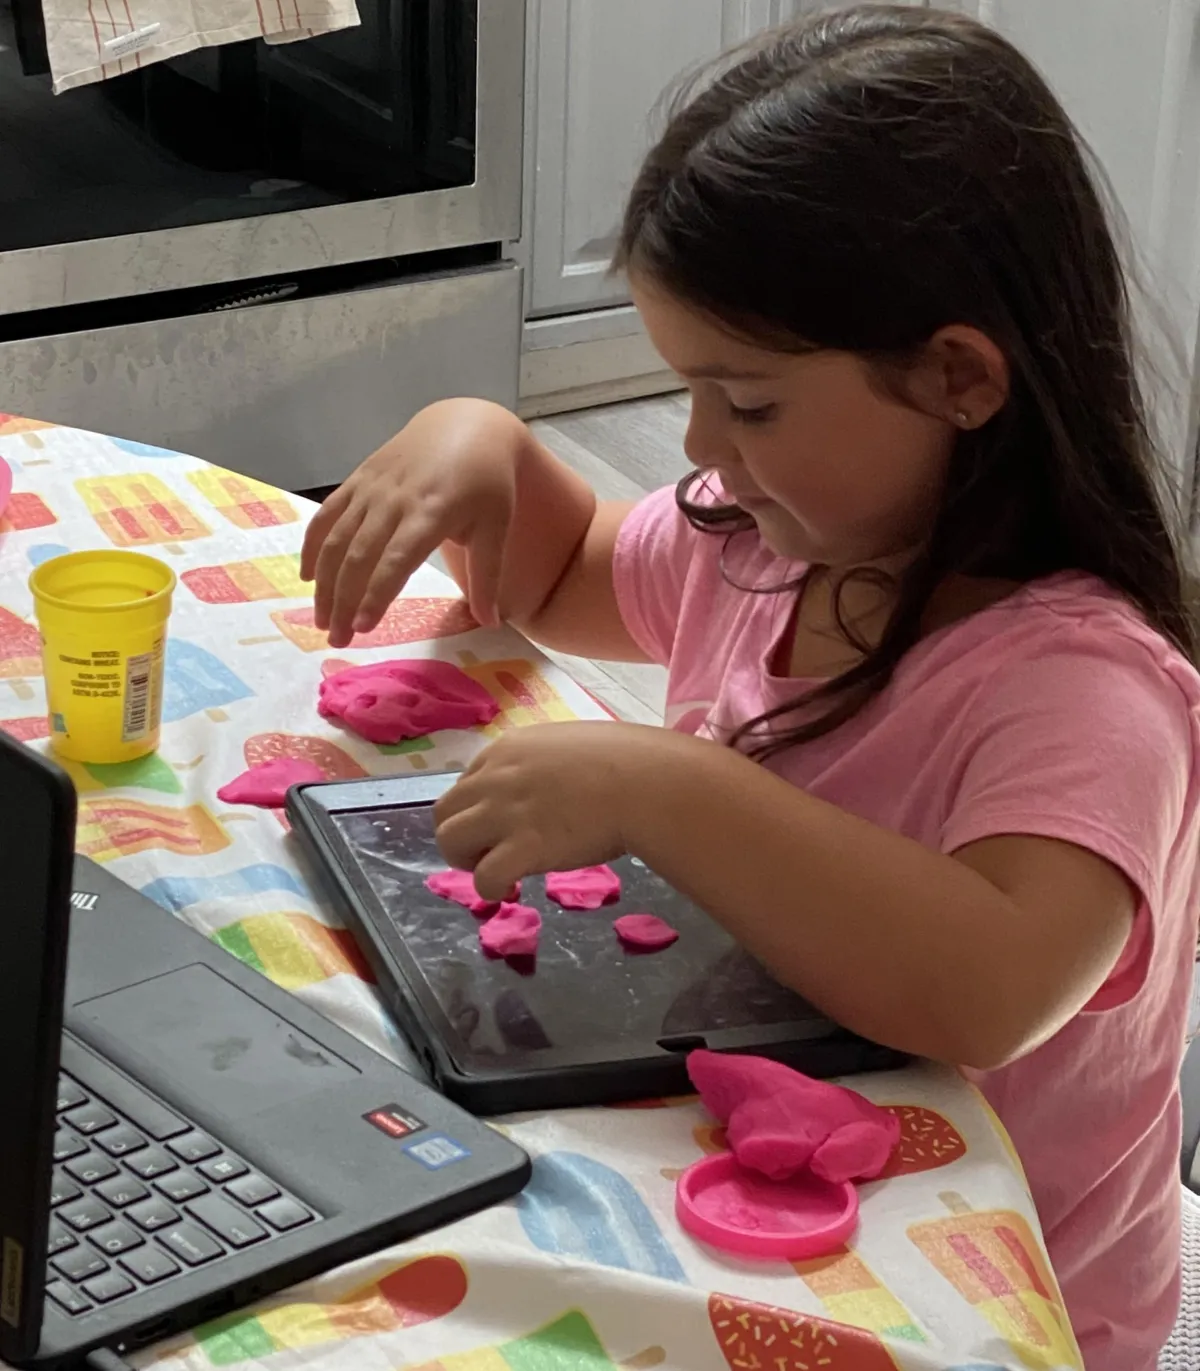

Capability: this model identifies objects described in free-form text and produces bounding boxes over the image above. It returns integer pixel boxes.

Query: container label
[122,651,153,740]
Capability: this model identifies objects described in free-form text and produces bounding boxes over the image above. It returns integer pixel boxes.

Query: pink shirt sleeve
[940,625,1199,1006]
[613,486,700,666]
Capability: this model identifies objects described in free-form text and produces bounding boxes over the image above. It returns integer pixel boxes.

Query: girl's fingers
[312,501,368,632]
[434,803,496,874]
[326,502,410,647]
[472,839,536,902]
[464,515,510,628]
[353,517,442,634]
[300,484,352,582]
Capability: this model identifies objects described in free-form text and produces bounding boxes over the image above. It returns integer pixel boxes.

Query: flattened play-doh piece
[479,903,542,959]
[545,864,621,910]
[614,913,678,951]
[318,658,499,745]
[216,758,324,808]
[426,868,521,917]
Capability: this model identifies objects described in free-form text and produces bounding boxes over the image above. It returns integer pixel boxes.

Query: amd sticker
[364,1104,425,1140]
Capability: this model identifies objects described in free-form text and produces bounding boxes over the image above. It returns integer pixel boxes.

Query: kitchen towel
[40,0,361,94]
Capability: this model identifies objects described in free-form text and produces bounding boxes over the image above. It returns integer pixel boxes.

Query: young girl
[303,7,1200,1366]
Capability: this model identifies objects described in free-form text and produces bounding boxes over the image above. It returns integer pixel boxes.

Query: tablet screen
[330,802,827,1069]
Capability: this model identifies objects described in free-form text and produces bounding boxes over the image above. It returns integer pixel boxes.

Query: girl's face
[632,277,957,567]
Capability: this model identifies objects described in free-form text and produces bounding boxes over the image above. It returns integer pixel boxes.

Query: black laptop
[0,732,530,1370]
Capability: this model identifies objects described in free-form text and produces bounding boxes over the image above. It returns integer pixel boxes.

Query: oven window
[0,0,477,253]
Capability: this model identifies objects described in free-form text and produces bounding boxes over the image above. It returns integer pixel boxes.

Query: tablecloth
[0,413,1084,1371]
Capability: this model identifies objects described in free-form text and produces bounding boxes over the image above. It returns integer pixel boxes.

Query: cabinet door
[948,0,1200,478]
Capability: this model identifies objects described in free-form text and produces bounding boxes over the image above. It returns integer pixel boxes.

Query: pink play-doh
[318,658,498,744]
[545,864,621,910]
[217,758,325,808]
[614,913,678,950]
[425,869,521,916]
[479,902,541,958]
[687,1049,899,1183]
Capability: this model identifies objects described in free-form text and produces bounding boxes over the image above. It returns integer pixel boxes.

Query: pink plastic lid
[675,1153,858,1260]
[0,458,11,523]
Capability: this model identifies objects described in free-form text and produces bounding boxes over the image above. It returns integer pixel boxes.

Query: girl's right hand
[300,398,523,648]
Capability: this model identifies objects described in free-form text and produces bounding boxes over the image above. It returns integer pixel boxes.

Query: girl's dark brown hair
[616,4,1195,757]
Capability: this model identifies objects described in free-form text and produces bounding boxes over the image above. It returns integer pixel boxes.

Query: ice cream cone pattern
[1,491,56,531]
[187,468,297,528]
[183,554,308,604]
[196,1254,467,1365]
[0,606,43,678]
[77,798,230,863]
[793,1248,925,1345]
[907,1192,1079,1369]
[59,752,182,796]
[76,473,210,546]
[400,1309,662,1371]
[244,731,367,780]
[461,657,575,733]
[0,715,49,743]
[708,1294,901,1370]
[270,597,478,652]
[212,912,373,990]
[0,414,55,434]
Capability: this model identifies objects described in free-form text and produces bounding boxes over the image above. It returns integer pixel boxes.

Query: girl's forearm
[438,402,597,627]
[622,731,1069,1068]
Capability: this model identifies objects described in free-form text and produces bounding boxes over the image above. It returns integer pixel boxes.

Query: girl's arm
[622,729,1134,1069]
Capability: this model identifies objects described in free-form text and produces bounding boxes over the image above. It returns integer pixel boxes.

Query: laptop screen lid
[0,733,77,1363]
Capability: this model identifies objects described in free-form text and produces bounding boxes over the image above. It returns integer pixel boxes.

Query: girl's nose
[684,408,736,471]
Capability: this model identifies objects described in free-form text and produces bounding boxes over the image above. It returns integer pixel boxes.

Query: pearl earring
[954,410,970,426]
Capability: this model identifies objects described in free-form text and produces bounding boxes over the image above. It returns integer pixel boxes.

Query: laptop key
[168,1132,220,1164]
[128,1197,179,1233]
[82,1269,136,1304]
[59,1196,112,1233]
[257,1197,312,1233]
[225,1174,278,1207]
[51,1245,108,1283]
[89,1220,144,1257]
[198,1155,248,1184]
[46,1280,91,1316]
[155,1169,208,1203]
[97,1125,148,1158]
[53,1130,87,1163]
[50,1170,81,1208]
[158,1222,224,1267]
[125,1146,177,1180]
[56,1078,87,1113]
[119,1245,180,1285]
[186,1194,267,1248]
[90,1077,188,1142]
[64,1151,119,1186]
[47,1219,77,1256]
[62,1102,117,1136]
[96,1176,149,1209]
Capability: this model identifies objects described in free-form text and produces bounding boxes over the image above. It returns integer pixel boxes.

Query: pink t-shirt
[614,485,1200,1370]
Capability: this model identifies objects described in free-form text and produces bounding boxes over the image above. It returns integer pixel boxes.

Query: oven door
[0,0,521,316]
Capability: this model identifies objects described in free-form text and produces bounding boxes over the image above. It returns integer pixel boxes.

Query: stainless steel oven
[0,0,524,490]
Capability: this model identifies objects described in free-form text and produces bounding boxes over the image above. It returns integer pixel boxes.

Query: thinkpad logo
[70,891,98,913]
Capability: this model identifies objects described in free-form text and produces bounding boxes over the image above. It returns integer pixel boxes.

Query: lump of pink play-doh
[614,913,678,951]
[426,869,520,917]
[687,1049,900,1184]
[217,758,325,808]
[318,658,499,745]
[479,902,542,958]
[545,864,621,910]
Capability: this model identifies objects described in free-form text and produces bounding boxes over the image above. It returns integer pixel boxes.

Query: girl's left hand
[433,721,667,898]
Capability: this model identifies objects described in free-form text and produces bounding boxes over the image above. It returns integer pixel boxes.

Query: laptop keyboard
[46,1071,317,1317]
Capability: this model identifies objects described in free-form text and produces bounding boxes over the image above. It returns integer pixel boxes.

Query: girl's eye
[728,401,777,425]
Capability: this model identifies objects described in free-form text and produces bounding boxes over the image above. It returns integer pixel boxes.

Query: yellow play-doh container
[30,551,175,764]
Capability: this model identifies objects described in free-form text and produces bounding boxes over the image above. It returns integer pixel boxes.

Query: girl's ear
[908,325,1010,431]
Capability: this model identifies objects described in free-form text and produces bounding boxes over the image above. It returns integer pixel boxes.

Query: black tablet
[287,773,904,1114]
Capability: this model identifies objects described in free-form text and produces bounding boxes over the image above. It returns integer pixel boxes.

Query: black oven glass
[0,0,476,253]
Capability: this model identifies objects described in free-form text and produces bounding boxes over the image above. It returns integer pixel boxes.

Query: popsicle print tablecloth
[0,414,1084,1371]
